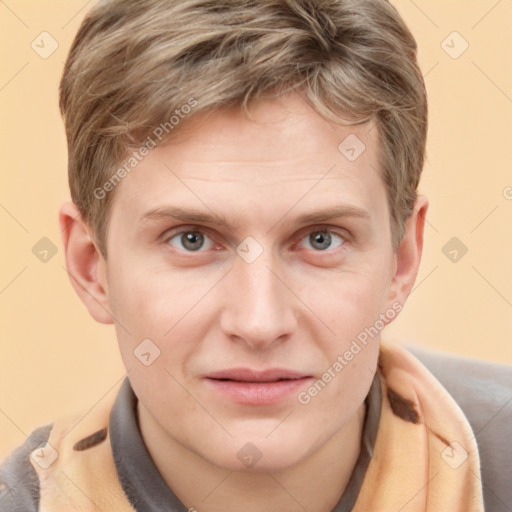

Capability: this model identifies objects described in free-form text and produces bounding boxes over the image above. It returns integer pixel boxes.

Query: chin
[200,432,315,473]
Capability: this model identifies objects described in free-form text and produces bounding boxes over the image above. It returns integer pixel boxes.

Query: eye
[296,229,345,251]
[167,230,216,252]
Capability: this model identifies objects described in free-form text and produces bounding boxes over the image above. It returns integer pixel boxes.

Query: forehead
[109,93,386,232]
[158,94,378,177]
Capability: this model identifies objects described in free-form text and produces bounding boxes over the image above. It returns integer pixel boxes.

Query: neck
[138,402,366,512]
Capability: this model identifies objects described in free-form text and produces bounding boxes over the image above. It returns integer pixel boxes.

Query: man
[1,0,510,511]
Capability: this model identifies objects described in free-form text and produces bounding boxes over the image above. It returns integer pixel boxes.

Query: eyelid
[162,225,214,241]
[293,223,350,241]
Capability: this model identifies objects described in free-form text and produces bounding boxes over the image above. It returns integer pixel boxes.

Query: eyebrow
[140,204,371,230]
[140,206,237,230]
[294,205,370,225]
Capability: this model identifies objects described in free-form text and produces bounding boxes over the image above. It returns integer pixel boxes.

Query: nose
[219,253,298,350]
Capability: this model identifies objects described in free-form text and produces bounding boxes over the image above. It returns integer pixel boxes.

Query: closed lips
[205,369,311,382]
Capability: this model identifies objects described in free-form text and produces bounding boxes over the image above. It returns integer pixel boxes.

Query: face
[100,93,399,471]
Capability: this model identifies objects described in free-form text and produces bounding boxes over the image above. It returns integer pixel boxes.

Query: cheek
[107,264,218,375]
[108,261,209,332]
[307,264,391,344]
[296,263,388,408]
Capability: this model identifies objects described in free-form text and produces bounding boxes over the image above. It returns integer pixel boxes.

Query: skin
[60,92,427,512]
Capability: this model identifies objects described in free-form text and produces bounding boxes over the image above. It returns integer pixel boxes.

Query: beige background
[1,1,511,459]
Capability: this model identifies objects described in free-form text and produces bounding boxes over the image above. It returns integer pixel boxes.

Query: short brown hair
[59,0,427,256]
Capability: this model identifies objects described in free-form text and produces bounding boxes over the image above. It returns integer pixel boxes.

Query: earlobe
[59,201,114,325]
[385,194,429,319]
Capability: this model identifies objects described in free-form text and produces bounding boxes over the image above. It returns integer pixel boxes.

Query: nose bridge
[220,248,297,347]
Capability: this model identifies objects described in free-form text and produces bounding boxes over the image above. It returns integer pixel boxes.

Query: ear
[58,201,113,324]
[384,194,429,321]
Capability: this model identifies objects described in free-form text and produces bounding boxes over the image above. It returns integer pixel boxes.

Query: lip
[204,368,313,405]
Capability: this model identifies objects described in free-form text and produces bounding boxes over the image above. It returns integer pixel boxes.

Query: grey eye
[168,231,214,252]
[309,231,332,250]
[181,232,204,251]
[297,230,344,251]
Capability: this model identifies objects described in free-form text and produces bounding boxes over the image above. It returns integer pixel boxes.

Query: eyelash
[162,225,349,254]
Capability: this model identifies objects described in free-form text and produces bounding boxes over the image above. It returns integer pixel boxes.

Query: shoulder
[0,423,53,512]
[406,344,512,427]
[407,344,512,512]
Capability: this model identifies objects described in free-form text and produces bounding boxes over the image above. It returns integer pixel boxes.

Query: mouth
[204,368,313,405]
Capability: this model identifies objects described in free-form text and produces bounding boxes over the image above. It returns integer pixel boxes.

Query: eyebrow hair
[140,204,371,230]
[294,205,371,225]
[141,206,237,230]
